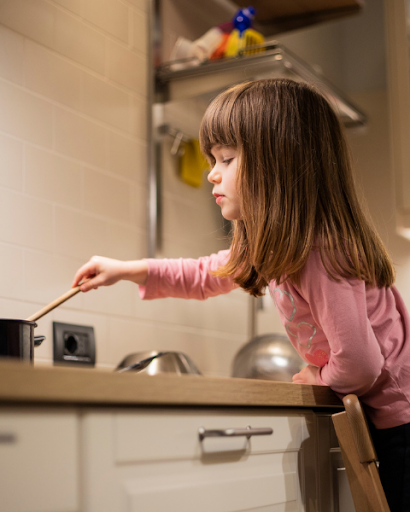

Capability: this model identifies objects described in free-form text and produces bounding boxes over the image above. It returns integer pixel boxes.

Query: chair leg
[333,411,390,512]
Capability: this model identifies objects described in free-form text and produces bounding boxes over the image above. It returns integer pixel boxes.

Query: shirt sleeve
[297,251,385,395]
[138,249,238,300]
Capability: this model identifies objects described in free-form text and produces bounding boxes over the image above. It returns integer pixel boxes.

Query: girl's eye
[223,158,234,165]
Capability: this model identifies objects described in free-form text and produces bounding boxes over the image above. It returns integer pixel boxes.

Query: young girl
[73,78,410,511]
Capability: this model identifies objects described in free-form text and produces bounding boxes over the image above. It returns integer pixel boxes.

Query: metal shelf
[155,42,366,128]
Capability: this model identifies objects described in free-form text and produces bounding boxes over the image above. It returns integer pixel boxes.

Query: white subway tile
[0,243,24,300]
[54,7,105,74]
[162,195,220,247]
[107,316,155,364]
[82,279,136,317]
[0,133,23,190]
[54,206,108,260]
[0,297,46,324]
[132,8,148,55]
[55,107,107,169]
[0,25,24,84]
[122,0,147,13]
[83,167,131,222]
[25,146,82,208]
[52,0,82,16]
[131,95,147,141]
[83,0,129,43]
[0,0,55,48]
[107,39,147,95]
[108,131,146,182]
[0,189,53,251]
[0,80,53,148]
[131,181,147,230]
[82,74,132,132]
[25,42,82,110]
[24,250,83,307]
[106,223,139,260]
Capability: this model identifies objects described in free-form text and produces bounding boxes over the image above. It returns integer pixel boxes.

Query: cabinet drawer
[113,408,308,463]
[0,408,79,512]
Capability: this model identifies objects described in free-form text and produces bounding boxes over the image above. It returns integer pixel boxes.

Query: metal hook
[170,131,185,156]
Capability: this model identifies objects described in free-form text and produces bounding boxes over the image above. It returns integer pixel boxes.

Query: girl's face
[207,145,241,221]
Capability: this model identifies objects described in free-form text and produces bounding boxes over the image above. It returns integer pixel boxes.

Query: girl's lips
[214,193,225,205]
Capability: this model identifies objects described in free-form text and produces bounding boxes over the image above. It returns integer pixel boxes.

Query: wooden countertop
[0,360,342,409]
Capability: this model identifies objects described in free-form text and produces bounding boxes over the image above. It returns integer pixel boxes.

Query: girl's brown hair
[199,78,395,296]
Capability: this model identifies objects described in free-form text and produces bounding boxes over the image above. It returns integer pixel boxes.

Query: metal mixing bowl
[116,350,202,375]
[231,333,306,382]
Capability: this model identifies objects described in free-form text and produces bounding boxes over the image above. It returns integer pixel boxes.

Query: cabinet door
[82,408,312,512]
[0,407,79,512]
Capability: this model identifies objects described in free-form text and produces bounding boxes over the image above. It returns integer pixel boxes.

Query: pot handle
[34,335,46,347]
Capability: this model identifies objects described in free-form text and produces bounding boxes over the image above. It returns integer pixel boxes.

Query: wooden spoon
[26,284,85,323]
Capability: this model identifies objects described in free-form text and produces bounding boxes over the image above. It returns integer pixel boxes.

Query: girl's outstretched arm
[72,250,237,300]
[138,250,237,300]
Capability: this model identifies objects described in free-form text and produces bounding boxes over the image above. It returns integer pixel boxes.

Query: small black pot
[0,319,45,363]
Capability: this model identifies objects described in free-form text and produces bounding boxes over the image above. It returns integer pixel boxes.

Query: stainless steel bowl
[231,333,306,382]
[116,351,202,375]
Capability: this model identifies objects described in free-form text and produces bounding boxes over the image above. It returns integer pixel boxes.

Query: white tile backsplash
[108,39,147,94]
[0,0,248,376]
[0,25,24,84]
[24,146,83,208]
[0,80,53,147]
[55,107,107,168]
[0,243,24,300]
[82,73,132,132]
[54,206,108,259]
[25,41,83,110]
[108,131,146,181]
[0,0,55,49]
[54,7,106,74]
[83,0,129,43]
[52,0,83,16]
[83,166,131,221]
[132,8,148,55]
[0,189,53,251]
[0,133,23,190]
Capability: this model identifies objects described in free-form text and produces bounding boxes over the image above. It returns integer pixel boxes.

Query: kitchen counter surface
[0,360,342,409]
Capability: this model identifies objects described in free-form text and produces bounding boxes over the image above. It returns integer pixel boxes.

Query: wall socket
[53,322,96,366]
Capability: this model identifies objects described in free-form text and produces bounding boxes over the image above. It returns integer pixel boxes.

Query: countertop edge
[0,361,342,409]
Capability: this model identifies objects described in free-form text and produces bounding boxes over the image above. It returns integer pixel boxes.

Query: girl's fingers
[72,263,98,288]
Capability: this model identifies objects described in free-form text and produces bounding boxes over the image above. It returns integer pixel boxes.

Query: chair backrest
[332,394,390,512]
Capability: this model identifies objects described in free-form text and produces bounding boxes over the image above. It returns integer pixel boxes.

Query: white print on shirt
[270,286,322,358]
[285,322,317,349]
[270,288,296,321]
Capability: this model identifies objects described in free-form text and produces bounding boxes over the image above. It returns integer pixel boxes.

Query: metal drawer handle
[198,425,273,441]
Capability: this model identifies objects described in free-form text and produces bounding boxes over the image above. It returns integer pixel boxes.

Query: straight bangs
[199,85,247,164]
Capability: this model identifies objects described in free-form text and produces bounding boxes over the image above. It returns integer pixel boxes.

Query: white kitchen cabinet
[0,407,79,512]
[81,408,317,512]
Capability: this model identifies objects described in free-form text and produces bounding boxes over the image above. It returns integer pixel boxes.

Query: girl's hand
[292,365,319,385]
[72,256,148,292]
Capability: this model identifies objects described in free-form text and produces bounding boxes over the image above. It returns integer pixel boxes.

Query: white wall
[0,0,250,376]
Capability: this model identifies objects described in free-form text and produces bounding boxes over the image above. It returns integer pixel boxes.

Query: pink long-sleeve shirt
[139,249,410,429]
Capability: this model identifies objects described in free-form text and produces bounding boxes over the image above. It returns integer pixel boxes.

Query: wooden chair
[332,394,390,512]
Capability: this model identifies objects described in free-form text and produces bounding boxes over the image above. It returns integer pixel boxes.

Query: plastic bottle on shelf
[170,28,224,69]
[224,6,264,58]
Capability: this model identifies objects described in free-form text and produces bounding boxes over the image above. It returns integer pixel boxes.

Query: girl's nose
[207,166,221,184]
